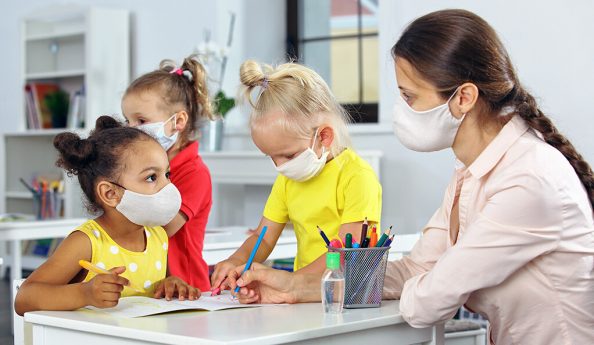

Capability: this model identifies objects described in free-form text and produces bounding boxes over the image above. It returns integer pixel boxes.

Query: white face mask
[113,182,181,227]
[273,130,330,182]
[393,88,465,152]
[137,114,179,151]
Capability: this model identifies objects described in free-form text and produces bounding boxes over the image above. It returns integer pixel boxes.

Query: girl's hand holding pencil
[80,264,130,309]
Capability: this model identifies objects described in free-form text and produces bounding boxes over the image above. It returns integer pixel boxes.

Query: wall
[1,0,592,234]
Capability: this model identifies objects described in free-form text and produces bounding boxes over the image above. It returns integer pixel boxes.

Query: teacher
[228,9,594,344]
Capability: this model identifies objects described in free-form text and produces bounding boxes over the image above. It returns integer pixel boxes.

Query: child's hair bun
[53,132,96,175]
[240,60,267,88]
[158,59,177,73]
[94,115,122,131]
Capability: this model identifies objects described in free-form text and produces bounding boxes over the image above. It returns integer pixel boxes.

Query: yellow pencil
[78,260,145,293]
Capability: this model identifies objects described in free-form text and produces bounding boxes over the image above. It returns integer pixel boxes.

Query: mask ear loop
[310,128,327,157]
[447,86,467,119]
[163,113,179,138]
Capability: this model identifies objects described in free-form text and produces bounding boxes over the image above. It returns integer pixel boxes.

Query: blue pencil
[234,225,268,293]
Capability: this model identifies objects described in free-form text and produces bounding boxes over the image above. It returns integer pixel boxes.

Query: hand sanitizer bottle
[321,252,345,313]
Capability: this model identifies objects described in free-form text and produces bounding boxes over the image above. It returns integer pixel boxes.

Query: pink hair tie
[170,67,193,81]
[169,68,183,75]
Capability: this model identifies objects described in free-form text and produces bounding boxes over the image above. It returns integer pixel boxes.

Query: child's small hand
[153,276,200,301]
[83,266,129,308]
[211,258,244,291]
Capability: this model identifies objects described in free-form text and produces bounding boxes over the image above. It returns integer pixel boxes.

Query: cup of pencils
[20,177,64,220]
[321,220,394,309]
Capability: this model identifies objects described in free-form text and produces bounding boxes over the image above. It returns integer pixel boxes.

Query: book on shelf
[24,86,40,129]
[67,88,85,129]
[25,83,59,129]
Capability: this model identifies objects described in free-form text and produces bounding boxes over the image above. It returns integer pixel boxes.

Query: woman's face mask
[137,114,179,151]
[112,182,181,227]
[272,129,329,182]
[392,88,465,152]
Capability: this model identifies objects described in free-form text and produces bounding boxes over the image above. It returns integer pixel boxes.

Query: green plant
[44,90,69,117]
[214,90,235,117]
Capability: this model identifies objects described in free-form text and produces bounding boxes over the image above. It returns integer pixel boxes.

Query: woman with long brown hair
[227,9,594,344]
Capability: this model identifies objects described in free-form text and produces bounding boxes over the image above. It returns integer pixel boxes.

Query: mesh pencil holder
[328,246,390,308]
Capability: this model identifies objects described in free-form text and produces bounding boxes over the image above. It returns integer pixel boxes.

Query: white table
[25,300,439,345]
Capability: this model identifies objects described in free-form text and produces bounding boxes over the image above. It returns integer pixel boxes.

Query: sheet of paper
[85,292,281,318]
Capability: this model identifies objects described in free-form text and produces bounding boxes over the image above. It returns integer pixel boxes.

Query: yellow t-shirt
[76,219,168,297]
[263,148,382,270]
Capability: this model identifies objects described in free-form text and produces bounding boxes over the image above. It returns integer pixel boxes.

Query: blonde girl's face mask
[392,88,465,152]
[272,129,330,182]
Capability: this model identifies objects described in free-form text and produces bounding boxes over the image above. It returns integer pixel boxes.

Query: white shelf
[25,30,84,42]
[26,69,86,80]
[5,191,33,199]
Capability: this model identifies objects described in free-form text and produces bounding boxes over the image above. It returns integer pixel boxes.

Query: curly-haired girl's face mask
[111,181,181,226]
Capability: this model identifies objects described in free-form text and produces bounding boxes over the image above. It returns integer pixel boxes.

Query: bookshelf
[0,5,130,275]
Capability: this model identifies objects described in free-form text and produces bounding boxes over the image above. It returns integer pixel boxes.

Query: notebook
[85,292,280,318]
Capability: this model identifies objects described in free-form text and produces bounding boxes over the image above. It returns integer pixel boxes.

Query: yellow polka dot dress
[76,219,168,297]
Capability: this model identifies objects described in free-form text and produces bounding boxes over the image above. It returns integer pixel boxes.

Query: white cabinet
[0,5,130,274]
[20,6,130,131]
[3,5,130,218]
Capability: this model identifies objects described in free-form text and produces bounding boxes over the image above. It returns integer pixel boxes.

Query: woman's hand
[153,276,200,301]
[82,266,129,308]
[210,257,244,291]
[228,263,299,304]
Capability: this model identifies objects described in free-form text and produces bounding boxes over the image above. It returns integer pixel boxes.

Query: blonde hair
[239,60,352,157]
[125,54,214,148]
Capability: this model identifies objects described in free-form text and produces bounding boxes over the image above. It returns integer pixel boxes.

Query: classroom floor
[1,276,14,345]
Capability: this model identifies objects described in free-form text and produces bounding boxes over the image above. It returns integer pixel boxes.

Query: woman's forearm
[292,271,323,303]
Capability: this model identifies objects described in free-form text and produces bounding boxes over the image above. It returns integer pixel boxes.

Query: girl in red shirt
[121,55,213,291]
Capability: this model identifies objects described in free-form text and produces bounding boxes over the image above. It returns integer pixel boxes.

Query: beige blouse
[384,115,594,344]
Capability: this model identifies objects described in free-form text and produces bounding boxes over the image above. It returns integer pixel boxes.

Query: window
[287,0,379,123]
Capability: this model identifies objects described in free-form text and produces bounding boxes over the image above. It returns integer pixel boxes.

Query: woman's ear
[96,181,122,208]
[174,111,189,133]
[318,125,334,150]
[452,82,479,118]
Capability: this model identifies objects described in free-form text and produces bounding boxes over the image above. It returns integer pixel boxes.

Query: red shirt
[168,141,212,291]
